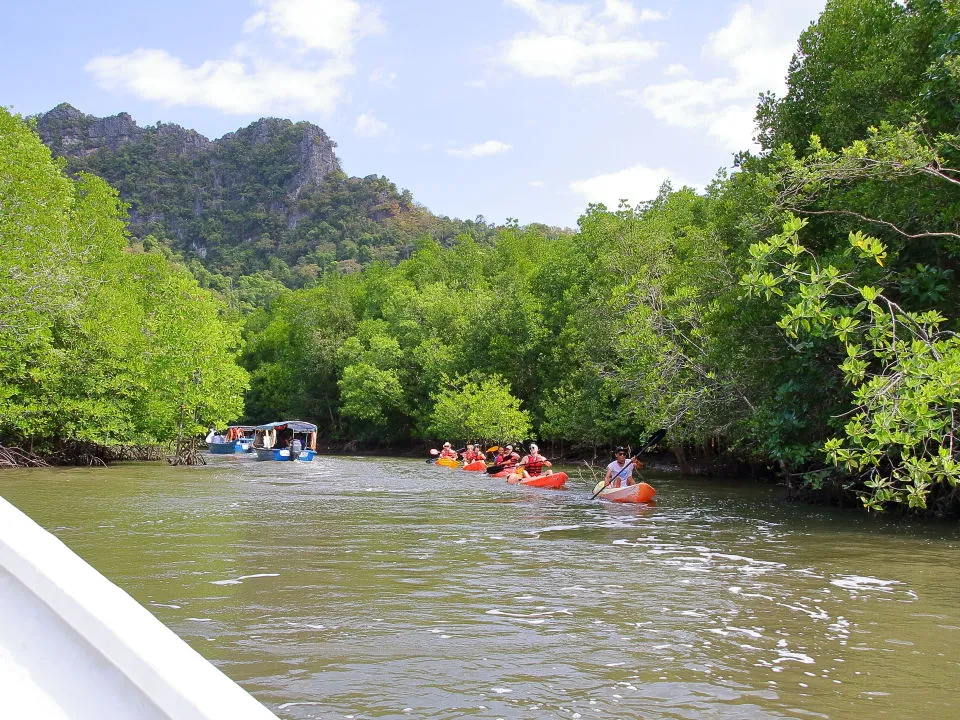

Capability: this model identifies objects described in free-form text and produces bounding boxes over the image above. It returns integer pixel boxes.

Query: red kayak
[595,481,656,503]
[508,472,568,489]
[461,460,487,472]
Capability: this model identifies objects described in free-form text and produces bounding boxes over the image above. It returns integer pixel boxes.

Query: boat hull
[596,481,656,503]
[209,441,253,454]
[254,448,316,462]
[508,472,568,489]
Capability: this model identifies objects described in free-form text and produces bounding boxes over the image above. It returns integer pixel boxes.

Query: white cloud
[86,0,381,114]
[638,1,826,152]
[246,0,382,55]
[447,140,512,158]
[501,0,661,85]
[570,163,689,207]
[663,63,689,77]
[354,111,387,137]
[530,180,544,187]
[87,48,351,114]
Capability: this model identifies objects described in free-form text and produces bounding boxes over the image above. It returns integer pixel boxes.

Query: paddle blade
[486,464,505,475]
[636,429,666,454]
[486,445,500,453]
[429,448,440,455]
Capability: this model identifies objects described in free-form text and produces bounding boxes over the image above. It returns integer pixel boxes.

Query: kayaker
[494,445,519,469]
[605,447,642,488]
[515,443,552,479]
[439,442,459,460]
[463,444,483,463]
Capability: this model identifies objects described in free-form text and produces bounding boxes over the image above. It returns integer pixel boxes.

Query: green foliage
[745,215,960,511]
[0,108,247,451]
[428,374,532,444]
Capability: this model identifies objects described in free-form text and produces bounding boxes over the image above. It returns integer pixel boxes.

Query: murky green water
[2,457,959,719]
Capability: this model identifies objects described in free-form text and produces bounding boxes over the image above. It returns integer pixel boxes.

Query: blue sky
[2,0,826,228]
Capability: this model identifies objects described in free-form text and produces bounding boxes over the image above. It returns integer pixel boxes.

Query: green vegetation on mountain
[4,0,960,514]
[35,104,501,308]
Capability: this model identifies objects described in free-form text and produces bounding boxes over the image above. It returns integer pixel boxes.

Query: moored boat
[595,481,656,503]
[508,472,568,489]
[253,421,318,462]
[208,425,257,454]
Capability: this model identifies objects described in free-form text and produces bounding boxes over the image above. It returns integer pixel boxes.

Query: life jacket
[523,454,546,476]
[440,448,458,459]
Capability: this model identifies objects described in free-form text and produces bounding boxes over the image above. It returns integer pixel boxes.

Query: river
[1,456,958,719]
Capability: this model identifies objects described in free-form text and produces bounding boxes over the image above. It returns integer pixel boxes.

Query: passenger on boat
[275,429,293,449]
[605,447,641,488]
[514,443,552,479]
[439,442,459,460]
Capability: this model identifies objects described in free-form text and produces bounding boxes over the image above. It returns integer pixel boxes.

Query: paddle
[589,429,666,499]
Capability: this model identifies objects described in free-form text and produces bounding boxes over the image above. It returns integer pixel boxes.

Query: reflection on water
[2,458,959,719]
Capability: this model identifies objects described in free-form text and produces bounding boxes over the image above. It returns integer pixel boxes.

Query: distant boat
[208,425,257,454]
[253,421,318,462]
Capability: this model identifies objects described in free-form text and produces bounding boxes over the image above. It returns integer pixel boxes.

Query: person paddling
[605,446,642,488]
[493,444,519,470]
[439,442,459,461]
[463,444,483,463]
[511,443,552,481]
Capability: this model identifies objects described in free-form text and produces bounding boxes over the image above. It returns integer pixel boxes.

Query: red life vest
[523,454,546,476]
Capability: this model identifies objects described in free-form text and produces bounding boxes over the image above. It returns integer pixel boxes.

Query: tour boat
[507,472,568,489]
[253,421,318,462]
[0,497,278,719]
[208,425,257,454]
[595,481,657,503]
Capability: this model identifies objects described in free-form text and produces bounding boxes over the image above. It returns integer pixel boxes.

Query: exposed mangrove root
[168,437,206,466]
[0,445,50,468]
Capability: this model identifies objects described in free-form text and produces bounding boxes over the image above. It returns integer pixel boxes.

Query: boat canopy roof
[227,425,257,431]
[255,420,318,433]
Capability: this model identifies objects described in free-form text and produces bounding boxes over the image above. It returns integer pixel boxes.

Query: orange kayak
[595,481,656,503]
[461,460,487,472]
[508,472,568,489]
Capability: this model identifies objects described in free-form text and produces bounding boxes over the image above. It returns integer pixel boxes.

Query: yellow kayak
[435,457,459,468]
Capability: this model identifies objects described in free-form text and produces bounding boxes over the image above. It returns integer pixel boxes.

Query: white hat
[443,442,451,447]
[529,443,538,452]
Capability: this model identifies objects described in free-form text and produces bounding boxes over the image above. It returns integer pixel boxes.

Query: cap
[506,444,513,450]
[615,446,627,454]
[529,443,539,452]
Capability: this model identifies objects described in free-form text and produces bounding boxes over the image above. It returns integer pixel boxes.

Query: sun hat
[443,442,451,447]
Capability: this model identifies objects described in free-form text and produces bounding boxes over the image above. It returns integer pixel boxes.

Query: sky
[2,0,827,228]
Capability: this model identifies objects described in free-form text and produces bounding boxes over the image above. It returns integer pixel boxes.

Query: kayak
[435,457,459,468]
[508,472,568,489]
[490,467,513,478]
[461,460,487,472]
[594,481,657,503]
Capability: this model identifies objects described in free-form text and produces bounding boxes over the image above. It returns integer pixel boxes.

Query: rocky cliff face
[37,104,339,194]
[32,104,424,284]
